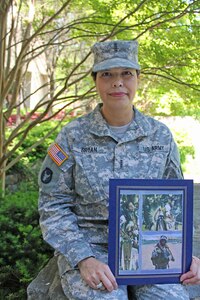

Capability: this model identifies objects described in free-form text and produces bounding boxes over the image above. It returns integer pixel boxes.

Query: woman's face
[95,67,138,111]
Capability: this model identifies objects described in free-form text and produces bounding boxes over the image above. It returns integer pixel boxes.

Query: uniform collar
[89,104,153,142]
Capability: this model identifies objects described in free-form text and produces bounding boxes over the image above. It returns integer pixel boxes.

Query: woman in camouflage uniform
[37,40,200,300]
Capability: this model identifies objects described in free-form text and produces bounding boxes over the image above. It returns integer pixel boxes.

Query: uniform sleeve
[38,134,95,269]
[163,135,183,179]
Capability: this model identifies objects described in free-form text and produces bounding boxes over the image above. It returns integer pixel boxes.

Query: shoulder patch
[41,167,53,184]
[48,143,68,166]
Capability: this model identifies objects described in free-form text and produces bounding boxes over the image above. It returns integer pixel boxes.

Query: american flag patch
[48,143,68,166]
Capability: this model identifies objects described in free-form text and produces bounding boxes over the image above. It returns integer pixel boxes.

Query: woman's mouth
[109,92,127,97]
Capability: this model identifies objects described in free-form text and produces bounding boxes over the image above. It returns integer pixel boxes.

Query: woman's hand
[180,256,200,285]
[78,257,118,292]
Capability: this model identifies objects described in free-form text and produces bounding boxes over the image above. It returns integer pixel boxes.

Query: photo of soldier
[119,194,139,271]
[142,193,183,231]
[154,204,168,231]
[151,235,175,269]
[141,233,182,271]
[170,198,183,230]
[142,196,155,230]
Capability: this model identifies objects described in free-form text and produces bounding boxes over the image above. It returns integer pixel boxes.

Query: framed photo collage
[108,179,193,285]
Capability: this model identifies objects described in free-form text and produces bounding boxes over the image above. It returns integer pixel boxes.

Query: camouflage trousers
[132,284,190,300]
[59,245,190,300]
[61,274,190,300]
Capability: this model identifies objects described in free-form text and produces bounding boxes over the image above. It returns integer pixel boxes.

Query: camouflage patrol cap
[160,235,168,241]
[91,40,140,72]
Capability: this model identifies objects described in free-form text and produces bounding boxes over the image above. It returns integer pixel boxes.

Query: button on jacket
[38,104,183,276]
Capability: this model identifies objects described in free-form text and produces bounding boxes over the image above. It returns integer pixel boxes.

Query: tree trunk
[0,160,7,198]
[0,4,8,197]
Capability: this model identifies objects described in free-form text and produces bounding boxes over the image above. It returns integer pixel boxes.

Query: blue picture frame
[108,178,193,285]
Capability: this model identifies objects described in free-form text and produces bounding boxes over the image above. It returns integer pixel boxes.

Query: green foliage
[2,0,200,188]
[158,117,196,175]
[172,129,195,173]
[6,120,64,182]
[0,183,53,299]
[10,120,63,160]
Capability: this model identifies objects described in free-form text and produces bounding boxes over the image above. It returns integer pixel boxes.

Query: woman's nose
[111,76,123,87]
[112,81,123,87]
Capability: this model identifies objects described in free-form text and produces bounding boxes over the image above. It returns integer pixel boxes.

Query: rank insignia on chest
[48,143,68,166]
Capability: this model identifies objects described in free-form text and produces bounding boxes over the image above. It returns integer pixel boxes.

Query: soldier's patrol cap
[91,40,140,72]
[160,235,168,241]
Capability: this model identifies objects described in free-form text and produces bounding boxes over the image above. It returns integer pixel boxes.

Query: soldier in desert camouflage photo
[33,40,200,299]
[151,235,175,270]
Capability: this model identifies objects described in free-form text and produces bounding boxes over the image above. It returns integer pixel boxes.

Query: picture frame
[108,178,193,285]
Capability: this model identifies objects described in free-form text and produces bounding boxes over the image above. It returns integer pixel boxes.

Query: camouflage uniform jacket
[38,104,182,276]
[151,243,174,269]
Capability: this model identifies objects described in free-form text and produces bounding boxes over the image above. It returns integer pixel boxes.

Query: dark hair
[91,72,97,81]
[91,69,140,81]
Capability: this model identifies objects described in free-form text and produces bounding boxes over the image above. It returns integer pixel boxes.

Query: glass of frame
[108,178,193,285]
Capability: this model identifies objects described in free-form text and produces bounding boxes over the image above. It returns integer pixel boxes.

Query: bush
[0,183,53,299]
[6,120,65,189]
